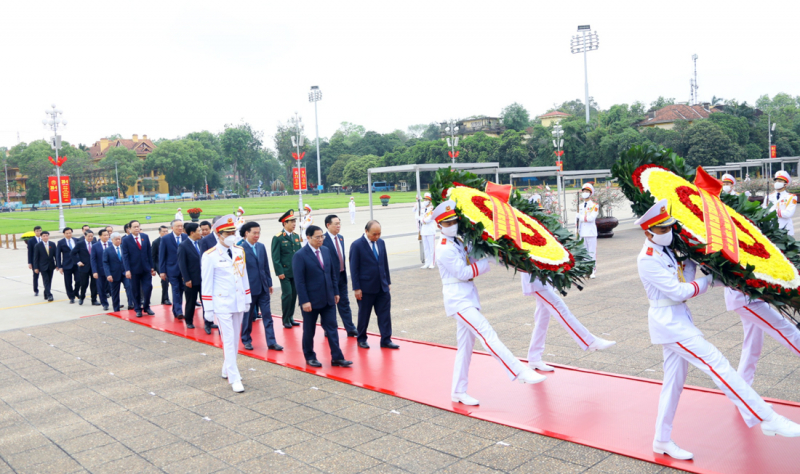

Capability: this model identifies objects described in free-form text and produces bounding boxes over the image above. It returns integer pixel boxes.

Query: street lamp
[308,86,323,192]
[3,149,9,208]
[290,112,305,220]
[552,123,565,168]
[570,25,600,125]
[42,104,68,229]
[444,119,459,164]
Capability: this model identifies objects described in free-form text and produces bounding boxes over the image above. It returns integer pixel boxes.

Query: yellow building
[1,166,28,203]
[537,111,572,127]
[636,104,715,130]
[86,134,168,196]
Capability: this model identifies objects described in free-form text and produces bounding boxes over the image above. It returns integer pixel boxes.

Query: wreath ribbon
[694,167,740,263]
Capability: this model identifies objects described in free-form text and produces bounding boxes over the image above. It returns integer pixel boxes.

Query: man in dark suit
[197,216,222,334]
[121,222,134,310]
[350,220,398,349]
[71,230,99,305]
[103,232,125,311]
[159,219,186,319]
[56,227,79,303]
[32,231,57,301]
[178,223,203,329]
[91,229,111,311]
[26,226,43,296]
[294,225,352,368]
[151,225,172,305]
[239,222,282,351]
[121,220,156,317]
[323,215,358,337]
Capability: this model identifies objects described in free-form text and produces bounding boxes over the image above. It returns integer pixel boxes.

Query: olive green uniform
[271,229,302,325]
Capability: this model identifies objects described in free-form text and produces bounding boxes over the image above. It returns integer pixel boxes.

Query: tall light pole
[290,113,305,219]
[114,162,121,199]
[570,25,600,125]
[3,149,9,207]
[42,104,67,229]
[444,119,459,163]
[308,86,323,192]
[552,123,564,166]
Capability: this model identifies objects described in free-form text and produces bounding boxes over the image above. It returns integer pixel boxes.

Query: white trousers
[452,307,526,395]
[527,287,596,362]
[735,301,800,385]
[421,234,435,266]
[583,237,597,271]
[349,211,356,224]
[655,335,773,443]
[216,312,244,385]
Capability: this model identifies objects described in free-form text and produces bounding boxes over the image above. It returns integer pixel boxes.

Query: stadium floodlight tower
[444,120,459,164]
[308,86,323,192]
[42,104,68,229]
[570,25,599,125]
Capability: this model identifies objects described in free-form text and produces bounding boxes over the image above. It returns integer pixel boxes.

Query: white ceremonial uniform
[520,273,596,362]
[437,235,527,395]
[763,191,797,236]
[724,288,800,385]
[175,210,183,221]
[348,201,357,224]
[419,202,437,267]
[638,240,773,442]
[577,199,599,271]
[201,244,251,385]
[300,215,313,245]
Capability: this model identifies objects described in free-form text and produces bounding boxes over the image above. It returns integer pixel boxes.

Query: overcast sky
[2,0,798,151]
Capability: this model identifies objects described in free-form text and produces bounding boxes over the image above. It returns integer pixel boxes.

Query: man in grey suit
[239,222,282,351]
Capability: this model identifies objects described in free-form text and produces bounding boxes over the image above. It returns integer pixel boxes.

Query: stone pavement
[1,208,800,472]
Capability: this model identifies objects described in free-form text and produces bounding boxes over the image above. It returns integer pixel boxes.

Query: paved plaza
[1,204,799,473]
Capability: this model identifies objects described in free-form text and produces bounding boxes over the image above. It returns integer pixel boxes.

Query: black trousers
[77,271,97,301]
[63,268,78,300]
[109,278,122,311]
[184,284,200,326]
[130,271,152,311]
[167,273,184,316]
[40,270,53,299]
[31,269,40,293]
[160,279,170,303]
[95,275,108,308]
[302,303,344,361]
[356,289,392,346]
[335,272,356,333]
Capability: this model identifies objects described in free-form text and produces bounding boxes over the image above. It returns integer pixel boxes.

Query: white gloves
[204,311,214,322]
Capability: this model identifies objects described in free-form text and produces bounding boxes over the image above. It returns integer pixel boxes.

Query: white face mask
[581,192,591,199]
[722,185,732,193]
[775,182,785,190]
[441,224,458,237]
[223,235,238,248]
[649,229,673,247]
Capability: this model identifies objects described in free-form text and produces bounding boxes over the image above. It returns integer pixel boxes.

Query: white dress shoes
[761,413,800,437]
[590,271,597,279]
[517,368,547,385]
[653,440,693,460]
[588,337,616,352]
[420,264,429,269]
[232,381,244,393]
[451,393,480,406]
[529,360,555,372]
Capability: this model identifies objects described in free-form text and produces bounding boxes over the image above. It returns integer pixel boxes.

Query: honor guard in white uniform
[417,193,437,269]
[577,183,599,278]
[636,199,800,460]
[720,173,750,198]
[348,197,357,224]
[175,208,183,221]
[433,200,545,407]
[201,214,251,393]
[762,170,797,236]
[520,274,615,371]
[300,204,313,245]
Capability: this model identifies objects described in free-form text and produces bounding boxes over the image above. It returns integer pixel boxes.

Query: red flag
[48,156,56,166]
[299,151,306,160]
[455,151,460,158]
[447,151,453,158]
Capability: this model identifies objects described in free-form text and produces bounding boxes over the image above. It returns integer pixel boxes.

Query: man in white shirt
[348,197,357,224]
[175,208,184,221]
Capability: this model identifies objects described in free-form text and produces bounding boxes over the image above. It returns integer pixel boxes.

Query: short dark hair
[123,223,130,230]
[81,224,90,230]
[97,229,108,237]
[365,220,380,231]
[85,229,94,235]
[158,225,168,231]
[306,225,322,238]
[239,221,260,237]
[200,221,211,228]
[184,222,200,236]
[129,220,139,226]
[324,215,339,227]
[63,227,73,233]
[41,230,50,236]
[33,225,42,231]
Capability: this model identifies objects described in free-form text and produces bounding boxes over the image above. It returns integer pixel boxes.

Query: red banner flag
[292,168,307,191]
[48,176,59,204]
[59,176,71,204]
[771,145,777,158]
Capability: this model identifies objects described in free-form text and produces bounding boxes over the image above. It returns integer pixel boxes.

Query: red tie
[135,237,142,250]
[315,249,324,269]
[334,236,344,272]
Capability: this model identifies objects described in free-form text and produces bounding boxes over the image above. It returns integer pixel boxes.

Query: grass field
[0,192,420,235]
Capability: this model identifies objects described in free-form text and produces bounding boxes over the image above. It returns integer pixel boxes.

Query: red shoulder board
[646,247,653,256]
[441,238,447,245]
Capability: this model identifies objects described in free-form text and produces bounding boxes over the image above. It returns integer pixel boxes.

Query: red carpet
[101,306,800,474]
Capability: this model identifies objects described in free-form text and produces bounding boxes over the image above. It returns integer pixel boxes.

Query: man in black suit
[197,216,222,334]
[33,231,57,301]
[56,227,79,303]
[91,229,112,311]
[350,220,398,350]
[178,223,203,329]
[103,232,125,311]
[121,220,156,317]
[323,215,358,337]
[151,225,172,305]
[239,222,282,351]
[71,230,99,305]
[121,222,134,310]
[26,225,43,296]
[294,225,352,368]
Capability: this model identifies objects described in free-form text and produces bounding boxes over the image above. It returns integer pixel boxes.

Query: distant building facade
[86,134,168,196]
[441,117,506,138]
[537,111,572,127]
[635,104,717,130]
[1,166,28,203]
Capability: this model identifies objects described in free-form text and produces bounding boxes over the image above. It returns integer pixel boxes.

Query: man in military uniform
[201,214,250,393]
[763,170,796,236]
[636,199,800,461]
[415,192,437,269]
[272,209,302,328]
[577,182,599,278]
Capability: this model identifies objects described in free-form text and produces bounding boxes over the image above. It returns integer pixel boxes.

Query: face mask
[649,229,673,247]
[775,182,785,190]
[441,224,458,237]
[581,192,591,199]
[722,185,732,193]
[223,235,237,248]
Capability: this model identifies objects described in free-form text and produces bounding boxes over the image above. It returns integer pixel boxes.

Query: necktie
[68,240,73,250]
[117,247,121,260]
[45,244,49,256]
[176,234,181,245]
[103,242,107,250]
[135,237,142,250]
[371,241,379,260]
[87,242,91,255]
[334,236,344,272]
[777,192,782,201]
[194,241,200,256]
[315,249,324,269]
[227,249,232,259]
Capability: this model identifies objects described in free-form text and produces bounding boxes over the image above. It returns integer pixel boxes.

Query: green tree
[342,155,383,187]
[326,155,355,185]
[145,140,211,194]
[221,123,262,193]
[422,123,441,141]
[500,102,531,131]
[649,96,675,111]
[685,121,735,167]
[101,147,142,196]
[7,140,90,203]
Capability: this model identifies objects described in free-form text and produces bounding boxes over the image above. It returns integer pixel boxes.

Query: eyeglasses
[310,235,324,240]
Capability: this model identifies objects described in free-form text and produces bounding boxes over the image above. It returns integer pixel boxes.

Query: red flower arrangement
[379,195,391,199]
[187,208,203,214]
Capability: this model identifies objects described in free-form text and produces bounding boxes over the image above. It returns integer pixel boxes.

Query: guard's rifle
[416,194,424,263]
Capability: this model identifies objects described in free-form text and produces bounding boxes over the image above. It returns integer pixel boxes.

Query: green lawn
[0,192,419,235]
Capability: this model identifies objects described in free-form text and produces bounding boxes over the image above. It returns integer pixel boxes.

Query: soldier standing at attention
[272,210,302,328]
[577,183,599,278]
[762,170,797,236]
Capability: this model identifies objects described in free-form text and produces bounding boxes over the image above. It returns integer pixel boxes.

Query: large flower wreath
[430,168,593,294]
[612,144,800,314]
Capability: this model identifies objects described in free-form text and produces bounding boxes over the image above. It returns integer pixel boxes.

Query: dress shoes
[127,305,134,310]
[451,392,480,406]
[291,321,300,326]
[268,344,284,351]
[761,413,800,437]
[529,361,555,372]
[590,271,597,279]
[358,341,370,349]
[186,324,195,329]
[163,299,172,305]
[347,331,358,338]
[34,291,39,297]
[653,440,693,460]
[175,314,184,320]
[204,326,212,335]
[232,381,244,393]
[517,368,547,385]
[145,309,155,316]
[331,359,353,367]
[420,264,429,269]
[210,323,218,329]
[102,305,109,311]
[47,296,54,302]
[306,359,322,367]
[79,299,84,305]
[381,343,400,349]
[243,342,254,350]
[283,323,293,329]
[135,311,143,318]
[69,299,75,304]
[91,301,101,306]
[587,337,616,352]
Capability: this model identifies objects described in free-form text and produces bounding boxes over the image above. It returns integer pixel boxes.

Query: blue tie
[371,241,379,260]
[194,241,200,256]
[116,247,121,260]
[251,243,258,263]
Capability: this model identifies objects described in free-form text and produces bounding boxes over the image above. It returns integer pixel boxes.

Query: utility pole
[571,26,600,125]
[308,86,323,192]
[291,113,305,220]
[42,105,67,229]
